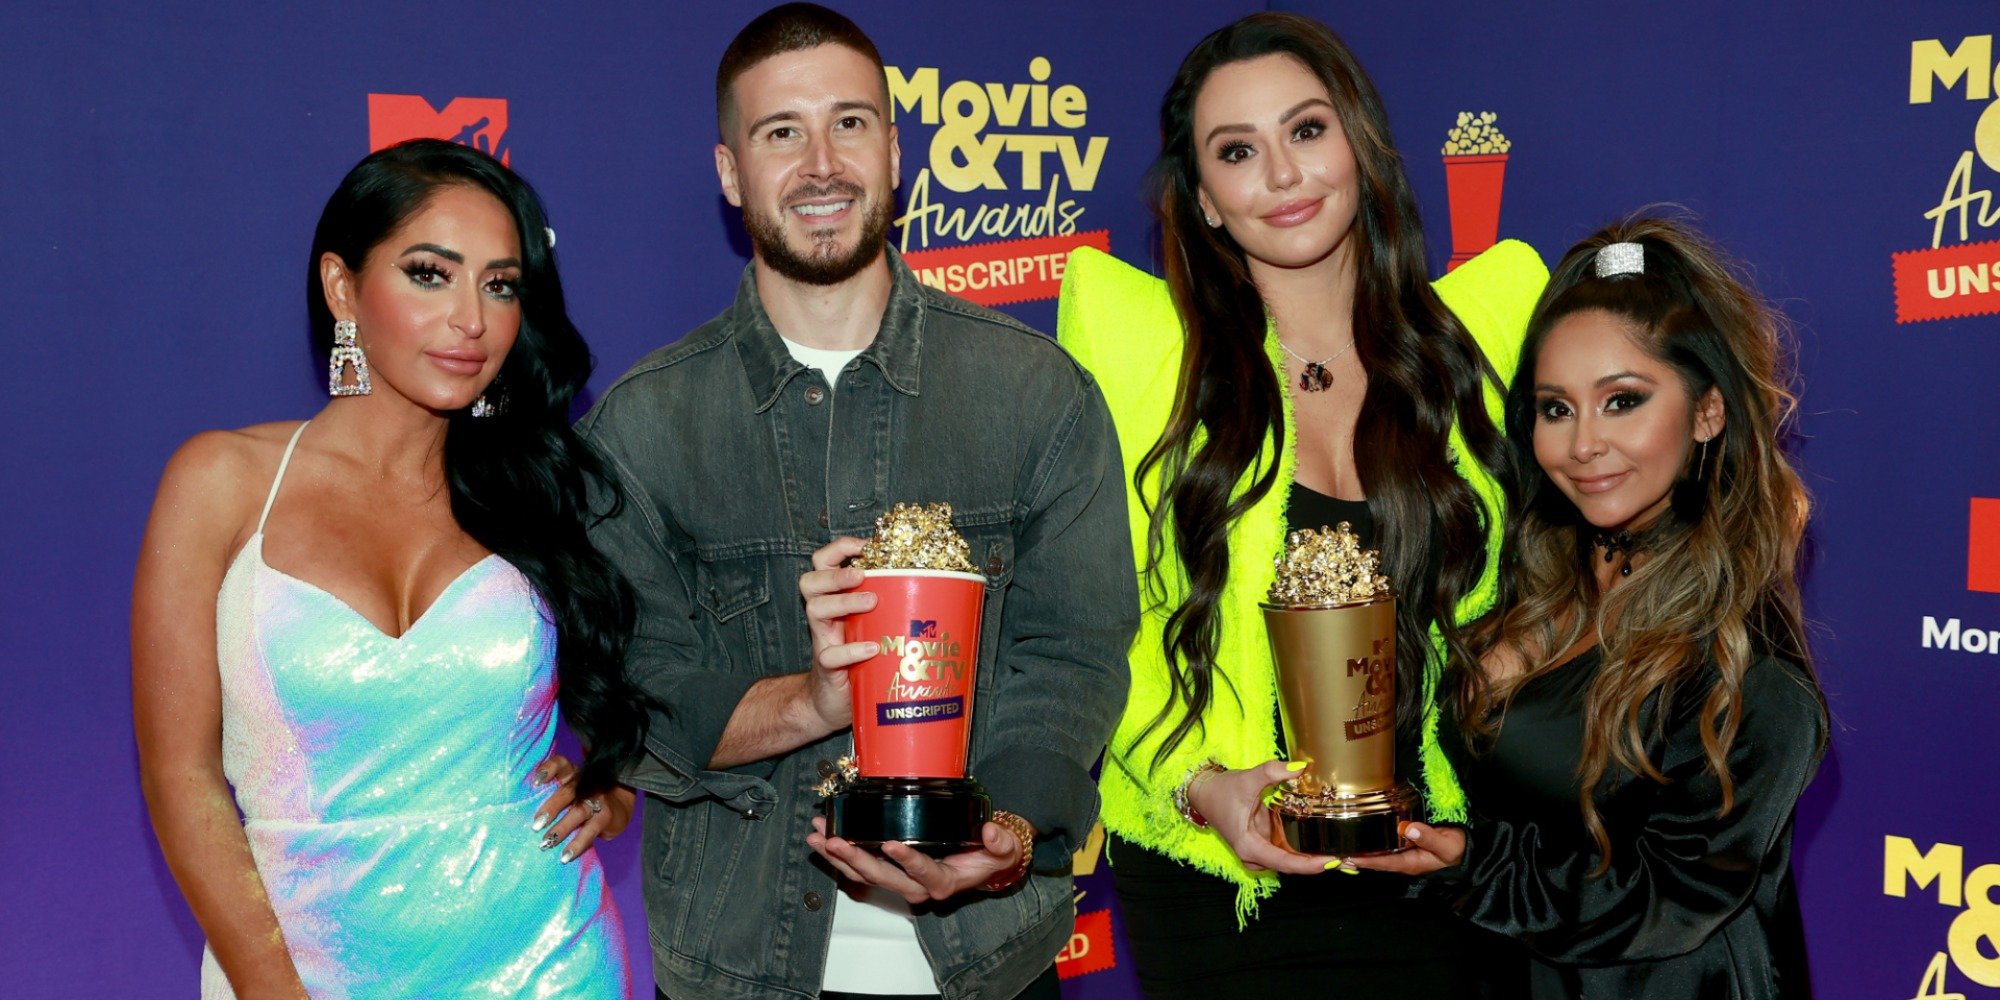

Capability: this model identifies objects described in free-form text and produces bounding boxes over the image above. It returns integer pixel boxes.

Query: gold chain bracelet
[979,810,1036,892]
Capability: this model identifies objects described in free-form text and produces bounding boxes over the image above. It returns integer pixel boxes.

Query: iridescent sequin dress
[198,422,630,998]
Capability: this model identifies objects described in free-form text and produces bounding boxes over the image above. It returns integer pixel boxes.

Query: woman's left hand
[1344,822,1466,876]
[531,754,638,863]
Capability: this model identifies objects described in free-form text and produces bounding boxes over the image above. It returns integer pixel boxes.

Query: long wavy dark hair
[1458,215,1824,869]
[307,139,647,797]
[1133,12,1510,768]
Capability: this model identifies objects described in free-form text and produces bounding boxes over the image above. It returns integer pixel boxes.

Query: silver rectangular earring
[329,319,371,396]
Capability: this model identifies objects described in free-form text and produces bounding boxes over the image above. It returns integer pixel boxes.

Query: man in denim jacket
[578,6,1135,998]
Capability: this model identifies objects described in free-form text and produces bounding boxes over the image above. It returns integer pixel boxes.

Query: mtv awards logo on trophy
[883,58,1111,307]
[1442,111,1512,272]
[1894,34,2000,323]
[367,94,509,164]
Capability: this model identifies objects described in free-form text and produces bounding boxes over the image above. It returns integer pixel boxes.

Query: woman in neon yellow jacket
[1057,12,1545,996]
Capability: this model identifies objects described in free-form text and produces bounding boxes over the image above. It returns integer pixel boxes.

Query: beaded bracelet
[1173,759,1227,828]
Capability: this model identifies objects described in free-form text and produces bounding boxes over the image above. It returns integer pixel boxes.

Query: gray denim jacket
[577,250,1136,999]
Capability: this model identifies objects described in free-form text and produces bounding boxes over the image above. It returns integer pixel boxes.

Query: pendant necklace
[1278,337,1354,392]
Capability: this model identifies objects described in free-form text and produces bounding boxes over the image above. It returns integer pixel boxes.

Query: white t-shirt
[781,336,866,393]
[822,885,938,994]
[779,334,938,995]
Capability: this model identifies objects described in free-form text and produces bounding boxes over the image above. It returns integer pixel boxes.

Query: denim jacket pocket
[693,556,769,620]
[647,800,684,882]
[960,525,1014,721]
[964,525,1015,592]
[693,556,773,674]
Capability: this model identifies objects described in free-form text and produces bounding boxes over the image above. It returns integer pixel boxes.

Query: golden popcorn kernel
[850,502,977,572]
[1266,523,1393,607]
[1443,110,1511,157]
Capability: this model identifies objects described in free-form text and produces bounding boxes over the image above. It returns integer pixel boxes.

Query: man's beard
[744,184,894,286]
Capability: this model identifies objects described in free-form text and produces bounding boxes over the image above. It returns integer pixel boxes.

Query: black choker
[1591,529,1638,577]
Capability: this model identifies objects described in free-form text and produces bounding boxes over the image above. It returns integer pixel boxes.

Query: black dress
[1442,645,1825,998]
[1108,483,1529,999]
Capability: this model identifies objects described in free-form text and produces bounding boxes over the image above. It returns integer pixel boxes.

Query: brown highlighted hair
[715,3,887,139]
[1131,12,1510,769]
[1459,214,1826,869]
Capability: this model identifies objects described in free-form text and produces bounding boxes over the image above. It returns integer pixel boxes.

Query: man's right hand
[797,536,879,731]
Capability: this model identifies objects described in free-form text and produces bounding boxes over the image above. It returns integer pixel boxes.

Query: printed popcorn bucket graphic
[1443,111,1512,271]
[843,570,986,779]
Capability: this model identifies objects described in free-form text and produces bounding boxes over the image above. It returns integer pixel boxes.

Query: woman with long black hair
[1057,11,1543,996]
[134,139,646,998]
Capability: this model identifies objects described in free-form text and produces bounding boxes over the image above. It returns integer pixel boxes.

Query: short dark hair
[715,2,887,140]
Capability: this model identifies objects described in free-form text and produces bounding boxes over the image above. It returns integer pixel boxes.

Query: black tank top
[1285,480,1374,547]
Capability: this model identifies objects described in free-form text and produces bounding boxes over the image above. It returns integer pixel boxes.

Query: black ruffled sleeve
[1450,657,1825,964]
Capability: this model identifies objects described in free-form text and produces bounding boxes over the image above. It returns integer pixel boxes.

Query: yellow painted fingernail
[1286,761,1309,771]
[1323,857,1345,870]
[1337,865,1358,875]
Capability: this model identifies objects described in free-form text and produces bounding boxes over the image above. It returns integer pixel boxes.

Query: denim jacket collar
[731,247,926,412]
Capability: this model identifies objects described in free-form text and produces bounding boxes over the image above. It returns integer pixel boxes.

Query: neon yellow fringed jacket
[1055,241,1548,920]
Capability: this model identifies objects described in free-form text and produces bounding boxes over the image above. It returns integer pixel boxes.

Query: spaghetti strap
[256,421,310,535]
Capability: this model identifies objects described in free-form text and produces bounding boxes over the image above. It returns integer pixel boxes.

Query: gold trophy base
[1272,783,1417,856]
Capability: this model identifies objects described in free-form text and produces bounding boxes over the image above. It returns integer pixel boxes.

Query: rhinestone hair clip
[1595,241,1645,278]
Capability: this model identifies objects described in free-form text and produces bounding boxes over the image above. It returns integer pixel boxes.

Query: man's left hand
[806,815,1025,904]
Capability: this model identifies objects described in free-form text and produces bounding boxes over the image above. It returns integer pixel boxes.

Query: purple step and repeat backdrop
[5,2,1999,996]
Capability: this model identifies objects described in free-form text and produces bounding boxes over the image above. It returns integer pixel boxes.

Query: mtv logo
[909,619,938,638]
[367,94,509,165]
[1972,498,2000,593]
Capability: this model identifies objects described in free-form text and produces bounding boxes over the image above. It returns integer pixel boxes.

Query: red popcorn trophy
[1442,111,1511,272]
[818,502,992,856]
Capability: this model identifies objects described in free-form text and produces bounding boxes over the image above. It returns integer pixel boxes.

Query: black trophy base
[825,777,991,857]
[1274,783,1418,856]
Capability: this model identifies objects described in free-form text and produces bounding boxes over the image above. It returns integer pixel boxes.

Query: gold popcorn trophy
[1261,525,1415,855]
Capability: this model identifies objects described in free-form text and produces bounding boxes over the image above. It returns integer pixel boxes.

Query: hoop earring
[328,320,371,396]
